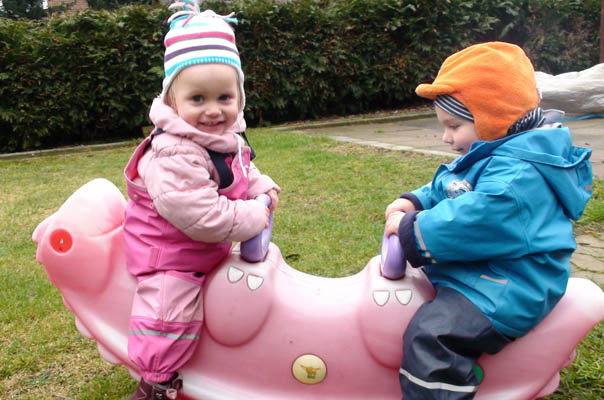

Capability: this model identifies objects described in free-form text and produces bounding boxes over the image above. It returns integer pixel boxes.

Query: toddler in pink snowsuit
[122,2,280,398]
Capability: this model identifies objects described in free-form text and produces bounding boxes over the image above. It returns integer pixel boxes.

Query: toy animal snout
[33,178,127,294]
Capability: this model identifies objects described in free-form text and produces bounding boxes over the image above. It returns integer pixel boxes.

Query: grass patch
[1,129,602,398]
[575,177,604,235]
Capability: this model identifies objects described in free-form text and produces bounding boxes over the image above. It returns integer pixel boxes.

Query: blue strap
[555,113,604,122]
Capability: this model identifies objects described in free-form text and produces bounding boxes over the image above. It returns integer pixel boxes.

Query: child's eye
[219,94,231,101]
[192,95,203,102]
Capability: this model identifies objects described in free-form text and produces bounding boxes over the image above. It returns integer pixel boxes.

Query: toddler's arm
[385,198,416,220]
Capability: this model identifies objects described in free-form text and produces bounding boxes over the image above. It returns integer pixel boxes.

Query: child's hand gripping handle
[240,194,273,263]
[380,231,406,279]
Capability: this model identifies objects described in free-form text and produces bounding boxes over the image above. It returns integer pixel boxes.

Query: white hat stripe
[165,45,239,63]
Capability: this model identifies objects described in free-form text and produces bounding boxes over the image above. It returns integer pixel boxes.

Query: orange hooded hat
[416,42,540,142]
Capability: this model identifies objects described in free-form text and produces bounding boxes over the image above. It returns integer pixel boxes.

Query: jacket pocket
[472,270,508,315]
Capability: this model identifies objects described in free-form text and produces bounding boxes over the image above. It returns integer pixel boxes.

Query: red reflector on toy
[50,229,72,253]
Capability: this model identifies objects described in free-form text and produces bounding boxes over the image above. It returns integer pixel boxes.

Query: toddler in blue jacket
[384,42,592,399]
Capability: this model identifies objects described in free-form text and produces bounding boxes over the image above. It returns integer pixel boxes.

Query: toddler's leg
[399,287,511,400]
[128,270,205,383]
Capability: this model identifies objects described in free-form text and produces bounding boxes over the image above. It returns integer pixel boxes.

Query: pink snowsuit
[123,98,280,382]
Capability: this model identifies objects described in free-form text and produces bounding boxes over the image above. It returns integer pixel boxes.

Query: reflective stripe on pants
[128,270,205,383]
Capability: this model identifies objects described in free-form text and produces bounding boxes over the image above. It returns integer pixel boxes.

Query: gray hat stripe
[165,44,239,62]
[435,95,474,122]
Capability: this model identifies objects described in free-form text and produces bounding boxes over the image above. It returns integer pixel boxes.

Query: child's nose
[204,104,221,117]
[442,130,453,144]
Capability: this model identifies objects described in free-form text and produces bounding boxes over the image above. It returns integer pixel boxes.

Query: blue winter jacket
[398,126,592,337]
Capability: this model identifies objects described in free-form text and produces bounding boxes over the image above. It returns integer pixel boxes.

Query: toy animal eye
[50,229,73,253]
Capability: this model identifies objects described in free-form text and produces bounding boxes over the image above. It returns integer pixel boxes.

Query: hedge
[0,5,167,152]
[0,0,600,153]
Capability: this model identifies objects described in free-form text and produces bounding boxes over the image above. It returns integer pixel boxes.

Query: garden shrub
[479,0,601,74]
[515,0,600,74]
[0,0,600,152]
[0,6,168,152]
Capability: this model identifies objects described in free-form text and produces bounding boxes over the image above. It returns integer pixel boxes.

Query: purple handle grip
[240,194,273,263]
[380,232,405,280]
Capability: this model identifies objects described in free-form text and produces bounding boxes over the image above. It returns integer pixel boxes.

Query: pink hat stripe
[165,31,235,47]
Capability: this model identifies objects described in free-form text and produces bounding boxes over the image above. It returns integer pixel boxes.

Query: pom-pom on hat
[162,0,245,110]
[416,42,540,141]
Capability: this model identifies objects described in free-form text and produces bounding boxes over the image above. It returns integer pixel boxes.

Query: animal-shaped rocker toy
[33,178,604,399]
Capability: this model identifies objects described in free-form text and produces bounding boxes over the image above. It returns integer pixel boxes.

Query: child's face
[170,64,240,135]
[435,106,479,155]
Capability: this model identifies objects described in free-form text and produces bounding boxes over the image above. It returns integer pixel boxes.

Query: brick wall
[48,0,89,11]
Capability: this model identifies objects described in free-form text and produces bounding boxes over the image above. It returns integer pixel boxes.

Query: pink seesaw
[33,178,604,399]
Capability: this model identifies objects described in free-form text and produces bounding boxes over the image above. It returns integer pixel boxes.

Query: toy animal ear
[56,178,126,237]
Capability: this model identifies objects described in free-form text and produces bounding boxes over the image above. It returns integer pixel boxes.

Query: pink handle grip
[380,232,405,280]
[240,194,272,263]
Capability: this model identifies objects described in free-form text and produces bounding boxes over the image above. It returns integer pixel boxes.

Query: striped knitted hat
[416,42,540,141]
[161,0,245,110]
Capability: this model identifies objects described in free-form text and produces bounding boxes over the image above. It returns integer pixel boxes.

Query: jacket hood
[452,126,592,220]
[149,97,245,153]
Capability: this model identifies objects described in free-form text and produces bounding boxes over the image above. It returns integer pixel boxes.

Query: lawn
[1,128,603,399]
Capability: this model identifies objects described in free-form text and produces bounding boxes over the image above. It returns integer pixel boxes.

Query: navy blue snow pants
[399,287,513,400]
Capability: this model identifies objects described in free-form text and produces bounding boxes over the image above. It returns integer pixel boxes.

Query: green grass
[1,129,603,399]
[576,177,604,235]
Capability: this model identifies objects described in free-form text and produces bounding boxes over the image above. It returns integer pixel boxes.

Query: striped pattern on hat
[436,94,546,137]
[434,95,474,122]
[161,1,245,110]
